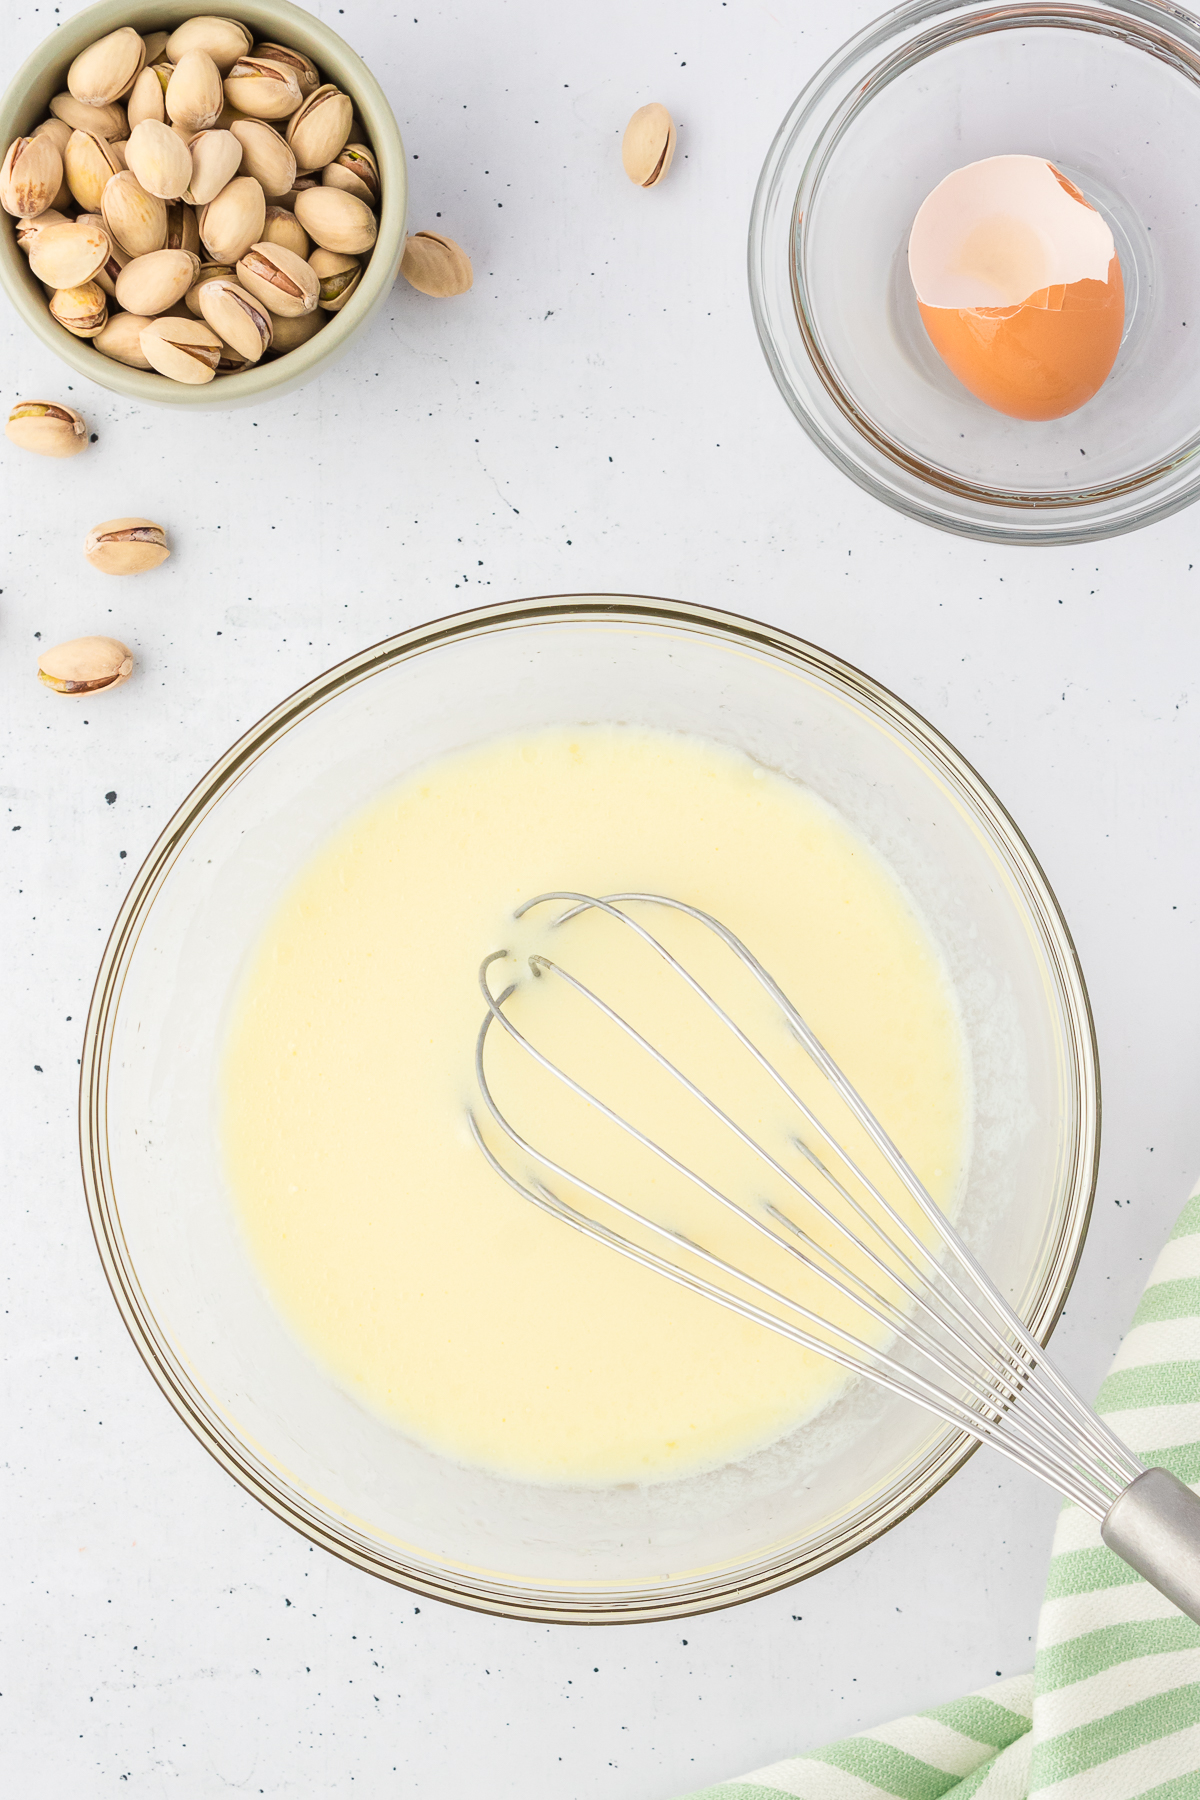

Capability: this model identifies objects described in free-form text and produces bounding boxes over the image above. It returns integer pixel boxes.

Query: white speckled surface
[4,1,1200,1793]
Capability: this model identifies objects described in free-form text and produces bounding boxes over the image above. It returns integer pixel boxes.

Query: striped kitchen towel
[684,1183,1200,1800]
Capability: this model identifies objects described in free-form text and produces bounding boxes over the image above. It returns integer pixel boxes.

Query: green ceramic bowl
[0,0,407,407]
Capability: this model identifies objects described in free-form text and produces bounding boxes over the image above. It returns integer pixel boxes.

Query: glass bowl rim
[79,593,1102,1622]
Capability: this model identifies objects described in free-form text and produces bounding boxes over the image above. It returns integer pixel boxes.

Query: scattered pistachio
[229,117,295,197]
[294,184,375,254]
[100,168,167,256]
[400,230,472,298]
[621,102,676,188]
[94,308,155,366]
[165,17,252,73]
[0,136,64,218]
[197,276,273,361]
[198,172,265,261]
[67,28,145,108]
[139,315,222,383]
[166,50,224,133]
[309,246,361,312]
[125,118,192,199]
[38,635,133,694]
[49,280,108,337]
[223,57,303,121]
[85,517,170,573]
[5,400,88,457]
[235,240,318,316]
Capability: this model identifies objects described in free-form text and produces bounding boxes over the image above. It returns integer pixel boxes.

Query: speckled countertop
[4,1,1200,1794]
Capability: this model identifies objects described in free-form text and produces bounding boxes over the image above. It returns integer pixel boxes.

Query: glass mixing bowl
[749,0,1200,543]
[81,597,1099,1621]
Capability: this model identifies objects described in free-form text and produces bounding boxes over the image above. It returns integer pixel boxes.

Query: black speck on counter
[105,791,117,805]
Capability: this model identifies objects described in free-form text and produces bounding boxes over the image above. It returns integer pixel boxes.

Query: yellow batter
[222,726,968,1486]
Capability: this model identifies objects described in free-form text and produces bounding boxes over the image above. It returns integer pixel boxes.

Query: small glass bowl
[749,0,1200,543]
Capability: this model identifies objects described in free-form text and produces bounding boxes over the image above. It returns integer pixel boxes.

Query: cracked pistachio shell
[185,259,234,313]
[197,276,273,361]
[234,240,318,316]
[38,635,132,694]
[15,208,70,253]
[285,85,352,172]
[198,173,265,262]
[294,185,375,254]
[184,127,241,204]
[49,93,126,139]
[100,169,168,256]
[126,64,167,128]
[261,204,309,259]
[165,198,201,255]
[309,246,361,313]
[224,57,303,121]
[115,247,200,314]
[75,213,128,296]
[228,117,295,197]
[68,28,145,107]
[139,315,221,383]
[266,305,326,354]
[322,143,379,207]
[251,42,318,92]
[400,230,473,298]
[28,218,109,286]
[64,128,122,211]
[94,309,155,366]
[166,17,252,73]
[166,51,224,132]
[85,517,170,573]
[621,102,676,187]
[50,280,107,337]
[6,400,88,457]
[1,136,63,218]
[125,118,192,199]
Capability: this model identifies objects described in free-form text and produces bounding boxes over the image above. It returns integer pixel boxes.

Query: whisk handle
[1101,1467,1200,1625]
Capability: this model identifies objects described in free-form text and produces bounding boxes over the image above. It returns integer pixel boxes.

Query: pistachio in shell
[184,259,235,314]
[5,400,88,458]
[184,127,242,205]
[115,247,200,315]
[140,30,170,64]
[85,518,170,574]
[67,28,145,107]
[285,84,352,173]
[49,281,107,337]
[400,230,473,298]
[15,208,70,254]
[94,310,155,367]
[166,50,224,133]
[294,185,376,255]
[166,17,253,73]
[75,213,128,296]
[63,128,122,211]
[49,93,127,140]
[33,117,73,155]
[100,168,167,256]
[165,197,201,255]
[223,57,303,121]
[266,305,326,354]
[309,246,361,313]
[38,635,133,695]
[198,173,265,262]
[322,143,379,207]
[234,240,318,317]
[139,315,222,383]
[621,102,676,188]
[0,136,62,218]
[126,64,167,129]
[228,117,295,197]
[28,217,110,287]
[260,204,309,259]
[250,41,318,92]
[197,276,273,361]
[108,136,130,169]
[125,118,192,199]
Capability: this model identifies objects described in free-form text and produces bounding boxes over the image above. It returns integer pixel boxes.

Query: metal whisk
[471,891,1200,1623]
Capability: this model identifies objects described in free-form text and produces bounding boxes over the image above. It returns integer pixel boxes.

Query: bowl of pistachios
[0,0,407,405]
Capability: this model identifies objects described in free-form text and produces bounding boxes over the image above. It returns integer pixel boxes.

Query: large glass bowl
[81,596,1099,1621]
[749,0,1200,543]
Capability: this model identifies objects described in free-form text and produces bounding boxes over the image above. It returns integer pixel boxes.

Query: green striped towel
[684,1183,1200,1800]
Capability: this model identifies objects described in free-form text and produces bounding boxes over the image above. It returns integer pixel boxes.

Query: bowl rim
[79,594,1102,1621]
[748,0,1200,544]
[0,0,408,408]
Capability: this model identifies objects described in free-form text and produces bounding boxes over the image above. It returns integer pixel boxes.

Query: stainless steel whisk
[471,891,1200,1623]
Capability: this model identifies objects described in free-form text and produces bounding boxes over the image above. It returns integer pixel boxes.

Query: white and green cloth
[687,1184,1200,1800]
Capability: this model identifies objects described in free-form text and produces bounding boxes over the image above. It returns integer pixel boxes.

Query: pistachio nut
[309,246,361,313]
[621,102,676,188]
[198,173,265,262]
[184,127,242,204]
[165,198,201,256]
[266,306,326,354]
[223,57,303,121]
[140,31,170,65]
[94,310,155,367]
[165,17,252,73]
[228,117,295,197]
[294,185,376,255]
[115,247,200,315]
[85,518,170,574]
[38,635,133,695]
[140,316,223,383]
[33,117,73,154]
[234,240,318,317]
[49,281,108,337]
[216,343,250,373]
[126,64,166,128]
[0,135,63,218]
[109,137,130,168]
[5,400,88,458]
[285,85,353,173]
[100,169,168,256]
[64,128,123,212]
[251,42,318,92]
[75,213,128,296]
[184,260,234,313]
[15,209,70,254]
[400,230,473,298]
[27,217,109,287]
[166,50,224,133]
[67,28,145,107]
[322,143,380,207]
[197,276,273,361]
[124,117,192,199]
[150,60,175,95]
[49,93,127,140]
[275,175,317,213]
[261,205,309,259]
